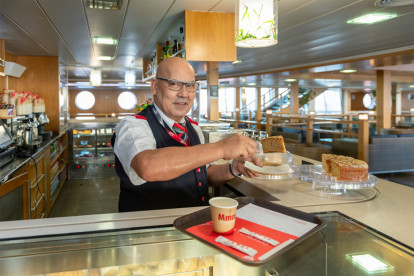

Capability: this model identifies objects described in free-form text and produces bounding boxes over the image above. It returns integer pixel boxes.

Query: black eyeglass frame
[156,77,199,92]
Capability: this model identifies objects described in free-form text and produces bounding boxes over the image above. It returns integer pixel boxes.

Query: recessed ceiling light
[285,79,297,82]
[248,83,256,86]
[93,36,118,45]
[340,69,357,73]
[97,56,114,61]
[347,13,397,24]
[409,85,414,88]
[232,60,242,64]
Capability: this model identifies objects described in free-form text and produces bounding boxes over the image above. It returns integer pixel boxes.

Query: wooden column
[342,89,350,113]
[256,87,262,122]
[358,119,369,162]
[376,70,392,134]
[0,39,5,77]
[207,61,219,121]
[306,118,314,146]
[395,84,402,125]
[290,81,299,114]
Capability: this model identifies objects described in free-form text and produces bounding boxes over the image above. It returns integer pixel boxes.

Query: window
[75,91,95,110]
[363,93,376,109]
[219,87,236,116]
[199,88,208,117]
[315,89,342,113]
[118,91,137,110]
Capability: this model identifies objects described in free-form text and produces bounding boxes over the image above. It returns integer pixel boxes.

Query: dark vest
[112,106,209,212]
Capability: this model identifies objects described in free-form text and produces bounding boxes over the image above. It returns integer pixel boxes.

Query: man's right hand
[216,133,259,160]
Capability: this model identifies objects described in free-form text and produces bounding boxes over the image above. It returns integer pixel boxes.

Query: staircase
[239,87,317,121]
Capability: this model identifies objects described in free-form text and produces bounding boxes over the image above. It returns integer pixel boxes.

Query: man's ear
[151,78,158,96]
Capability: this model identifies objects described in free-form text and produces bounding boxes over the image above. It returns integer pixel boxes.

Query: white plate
[245,162,294,175]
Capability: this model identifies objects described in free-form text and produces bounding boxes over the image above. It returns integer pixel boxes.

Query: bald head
[156,57,195,79]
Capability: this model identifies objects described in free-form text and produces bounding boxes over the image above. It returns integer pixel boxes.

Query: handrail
[265,114,371,162]
[240,87,290,112]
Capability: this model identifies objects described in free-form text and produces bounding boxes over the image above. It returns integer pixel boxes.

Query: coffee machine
[15,114,42,155]
[35,112,51,139]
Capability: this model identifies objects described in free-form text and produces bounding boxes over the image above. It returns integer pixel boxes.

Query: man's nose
[177,85,189,96]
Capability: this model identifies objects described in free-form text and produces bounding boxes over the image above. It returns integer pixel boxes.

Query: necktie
[173,122,187,144]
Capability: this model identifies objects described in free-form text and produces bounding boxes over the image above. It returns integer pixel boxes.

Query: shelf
[143,48,185,82]
[50,145,68,165]
[50,174,66,209]
[50,165,65,185]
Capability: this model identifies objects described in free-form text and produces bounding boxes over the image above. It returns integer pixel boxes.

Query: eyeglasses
[157,77,199,92]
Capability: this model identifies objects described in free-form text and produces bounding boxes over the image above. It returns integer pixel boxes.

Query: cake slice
[261,136,286,153]
[321,154,368,181]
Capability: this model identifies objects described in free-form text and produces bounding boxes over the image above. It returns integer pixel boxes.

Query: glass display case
[69,122,117,179]
[0,212,412,275]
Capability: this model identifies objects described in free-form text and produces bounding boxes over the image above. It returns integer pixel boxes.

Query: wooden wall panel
[185,11,236,62]
[68,89,152,116]
[15,56,59,132]
[0,39,5,77]
[401,91,414,111]
[350,92,370,111]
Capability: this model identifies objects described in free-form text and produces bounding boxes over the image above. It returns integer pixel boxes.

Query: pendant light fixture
[235,0,278,48]
[90,70,102,86]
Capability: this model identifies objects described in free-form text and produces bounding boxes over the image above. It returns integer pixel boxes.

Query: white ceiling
[1,0,414,90]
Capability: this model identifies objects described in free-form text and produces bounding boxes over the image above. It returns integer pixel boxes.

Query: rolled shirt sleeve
[114,116,155,185]
[114,115,214,185]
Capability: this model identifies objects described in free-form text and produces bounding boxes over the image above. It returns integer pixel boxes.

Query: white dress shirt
[114,103,206,185]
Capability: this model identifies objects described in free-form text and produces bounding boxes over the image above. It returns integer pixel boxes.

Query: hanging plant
[236,1,278,46]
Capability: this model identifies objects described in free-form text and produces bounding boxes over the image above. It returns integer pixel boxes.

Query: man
[113,57,262,212]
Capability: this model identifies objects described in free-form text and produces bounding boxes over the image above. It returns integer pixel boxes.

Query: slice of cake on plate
[261,136,286,153]
[321,154,368,181]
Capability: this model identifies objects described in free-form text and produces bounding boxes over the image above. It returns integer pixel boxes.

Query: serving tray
[173,197,326,266]
[294,165,378,190]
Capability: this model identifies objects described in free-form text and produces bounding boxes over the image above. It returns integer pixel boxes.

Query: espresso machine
[35,112,51,139]
[15,114,43,155]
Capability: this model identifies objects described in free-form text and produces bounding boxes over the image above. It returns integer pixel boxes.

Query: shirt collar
[153,102,186,129]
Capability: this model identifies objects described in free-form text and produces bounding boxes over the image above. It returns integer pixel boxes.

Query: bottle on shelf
[164,40,172,59]
[172,40,178,55]
[178,26,185,58]
[161,47,166,60]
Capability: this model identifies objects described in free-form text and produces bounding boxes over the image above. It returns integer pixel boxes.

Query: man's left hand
[232,154,263,178]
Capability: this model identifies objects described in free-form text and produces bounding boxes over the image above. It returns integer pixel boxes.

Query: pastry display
[322,154,368,181]
[261,136,286,153]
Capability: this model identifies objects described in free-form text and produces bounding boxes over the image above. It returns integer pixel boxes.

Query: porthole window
[75,91,95,110]
[363,93,376,109]
[118,91,137,110]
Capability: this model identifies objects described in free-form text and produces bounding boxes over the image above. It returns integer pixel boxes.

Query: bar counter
[0,153,413,275]
[1,154,413,249]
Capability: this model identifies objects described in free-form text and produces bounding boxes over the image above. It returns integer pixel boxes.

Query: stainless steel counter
[0,134,62,184]
[0,153,413,275]
[0,212,412,275]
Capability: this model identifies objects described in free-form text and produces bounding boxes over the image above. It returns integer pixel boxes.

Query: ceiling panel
[1,0,414,89]
[37,0,94,66]
[0,12,49,56]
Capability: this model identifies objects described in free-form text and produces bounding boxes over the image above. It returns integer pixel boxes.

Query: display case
[0,212,412,275]
[68,121,118,179]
